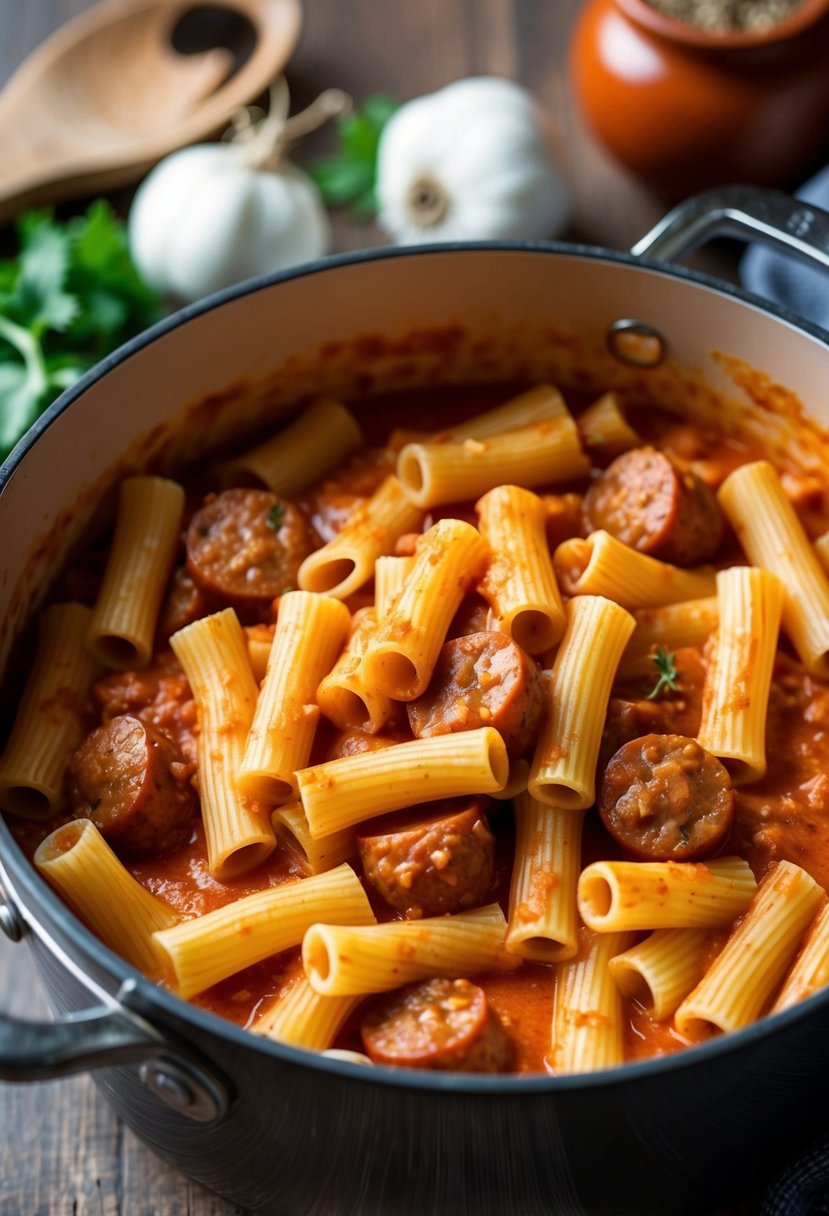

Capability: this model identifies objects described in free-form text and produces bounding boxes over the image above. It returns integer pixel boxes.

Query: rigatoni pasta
[696,567,783,784]
[361,518,488,700]
[254,973,363,1049]
[153,862,375,998]
[477,484,565,654]
[298,474,422,599]
[507,793,584,962]
[225,398,362,496]
[8,373,829,1081]
[238,591,350,803]
[554,531,716,608]
[303,904,518,996]
[397,415,590,509]
[34,819,180,980]
[529,596,635,808]
[170,608,275,881]
[675,861,824,1037]
[718,460,829,674]
[608,929,709,1020]
[87,476,184,669]
[0,603,99,819]
[578,857,758,932]
[549,931,634,1074]
[297,728,508,839]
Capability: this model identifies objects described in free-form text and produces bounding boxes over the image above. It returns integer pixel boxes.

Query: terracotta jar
[569,0,829,198]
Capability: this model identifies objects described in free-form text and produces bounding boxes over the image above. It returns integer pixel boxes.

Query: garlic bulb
[129,82,347,304]
[375,77,569,245]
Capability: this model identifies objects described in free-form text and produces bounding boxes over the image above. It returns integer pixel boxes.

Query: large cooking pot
[2,186,829,1216]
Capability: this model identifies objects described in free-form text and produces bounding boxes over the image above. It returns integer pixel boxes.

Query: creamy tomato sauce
[8,384,829,1074]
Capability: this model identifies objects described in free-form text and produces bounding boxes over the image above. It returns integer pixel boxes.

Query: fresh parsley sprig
[309,95,399,220]
[0,202,163,462]
[646,647,681,701]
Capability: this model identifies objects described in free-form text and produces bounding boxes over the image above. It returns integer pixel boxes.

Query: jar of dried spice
[569,0,829,198]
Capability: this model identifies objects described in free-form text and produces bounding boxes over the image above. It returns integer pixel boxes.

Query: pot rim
[614,0,829,50]
[3,237,829,1094]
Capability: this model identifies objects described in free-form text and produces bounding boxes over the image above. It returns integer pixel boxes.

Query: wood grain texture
[0,1,746,1213]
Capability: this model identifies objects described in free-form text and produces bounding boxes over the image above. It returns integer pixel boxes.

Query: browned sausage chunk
[68,714,197,855]
[361,978,512,1072]
[357,798,494,918]
[407,631,545,757]
[599,733,734,861]
[186,489,313,606]
[583,447,723,566]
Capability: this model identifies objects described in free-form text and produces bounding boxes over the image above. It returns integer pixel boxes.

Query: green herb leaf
[645,647,681,701]
[267,503,285,530]
[309,94,399,220]
[0,201,163,463]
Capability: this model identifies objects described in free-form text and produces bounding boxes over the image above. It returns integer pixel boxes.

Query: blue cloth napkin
[739,166,829,329]
[763,1137,829,1216]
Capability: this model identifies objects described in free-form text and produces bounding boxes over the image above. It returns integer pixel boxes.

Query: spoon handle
[0,0,302,224]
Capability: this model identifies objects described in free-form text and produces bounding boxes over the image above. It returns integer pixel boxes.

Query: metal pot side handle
[0,976,231,1124]
[631,184,829,274]
[0,871,231,1123]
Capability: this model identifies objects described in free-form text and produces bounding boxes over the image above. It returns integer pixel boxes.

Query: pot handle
[0,872,231,1123]
[631,184,829,273]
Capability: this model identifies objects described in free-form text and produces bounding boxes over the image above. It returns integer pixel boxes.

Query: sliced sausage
[361,978,512,1072]
[582,446,723,566]
[599,733,734,861]
[68,714,197,855]
[158,566,217,640]
[93,650,198,766]
[407,631,545,758]
[357,797,494,918]
[186,489,313,607]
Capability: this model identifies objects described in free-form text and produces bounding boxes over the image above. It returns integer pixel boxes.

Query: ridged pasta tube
[225,398,362,497]
[298,475,422,600]
[297,727,509,839]
[578,857,757,932]
[718,460,829,674]
[477,484,566,655]
[153,862,374,998]
[529,596,635,809]
[303,903,518,996]
[271,801,355,875]
[0,602,99,819]
[316,608,393,733]
[397,416,590,510]
[507,793,584,962]
[87,476,184,669]
[773,900,829,1013]
[360,517,489,701]
[35,819,180,980]
[238,591,350,803]
[549,931,635,1075]
[675,861,824,1036]
[697,567,783,784]
[170,608,275,881]
[608,929,709,1020]
[254,975,362,1050]
[554,531,716,608]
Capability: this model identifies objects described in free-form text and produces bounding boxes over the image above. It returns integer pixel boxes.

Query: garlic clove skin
[129,144,331,304]
[376,77,569,246]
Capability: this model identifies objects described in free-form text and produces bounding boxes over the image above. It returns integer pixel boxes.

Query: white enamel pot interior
[2,237,829,1216]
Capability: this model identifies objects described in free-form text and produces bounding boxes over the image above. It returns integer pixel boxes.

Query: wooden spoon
[0,0,302,224]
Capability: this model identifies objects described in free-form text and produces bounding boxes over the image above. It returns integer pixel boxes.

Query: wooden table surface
[0,1,766,1213]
